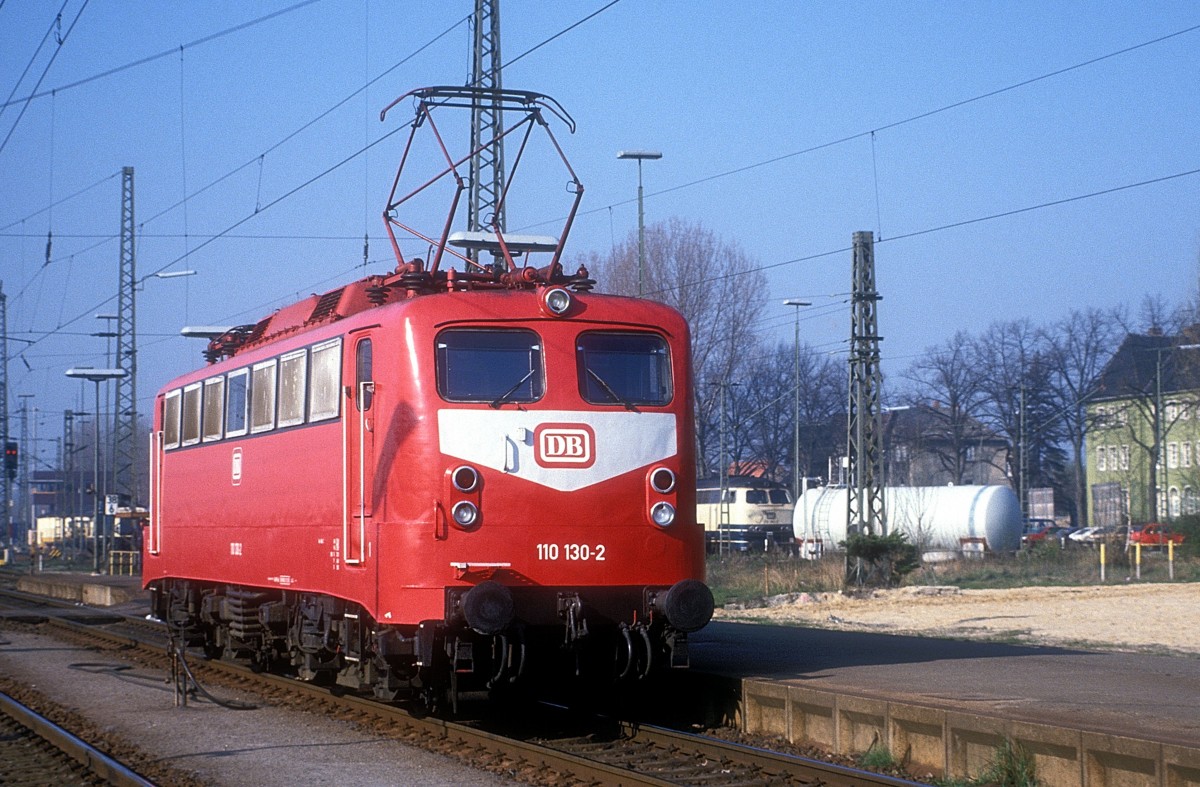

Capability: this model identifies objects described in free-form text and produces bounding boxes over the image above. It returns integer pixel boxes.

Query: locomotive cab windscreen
[436,329,544,404]
[576,332,672,407]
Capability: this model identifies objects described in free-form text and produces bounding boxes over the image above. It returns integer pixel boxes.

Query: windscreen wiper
[587,368,637,411]
[489,369,536,408]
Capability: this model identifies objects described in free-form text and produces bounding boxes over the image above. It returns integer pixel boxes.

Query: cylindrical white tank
[793,485,1022,554]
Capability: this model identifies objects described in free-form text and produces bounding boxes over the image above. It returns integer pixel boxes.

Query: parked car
[1020,518,1056,543]
[1069,526,1120,544]
[1068,527,1098,543]
[1128,523,1184,546]
[1021,523,1074,548]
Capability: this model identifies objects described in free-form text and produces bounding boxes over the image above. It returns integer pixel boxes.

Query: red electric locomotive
[143,87,713,710]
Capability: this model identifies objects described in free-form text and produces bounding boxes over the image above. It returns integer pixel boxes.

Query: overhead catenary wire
[4,3,629,351]
[0,171,119,232]
[0,7,468,255]
[0,0,322,110]
[0,0,70,123]
[524,20,1200,231]
[642,164,1200,300]
[0,0,90,157]
[10,161,1200,359]
[2,11,473,317]
[10,121,414,356]
[4,6,1195,407]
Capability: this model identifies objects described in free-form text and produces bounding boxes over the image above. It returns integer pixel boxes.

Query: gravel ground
[715,581,1200,655]
[0,626,515,786]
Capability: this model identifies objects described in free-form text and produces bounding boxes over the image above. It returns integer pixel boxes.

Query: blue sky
[2,1,1198,467]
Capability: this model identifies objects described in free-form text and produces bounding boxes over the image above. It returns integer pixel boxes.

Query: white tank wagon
[793,485,1022,557]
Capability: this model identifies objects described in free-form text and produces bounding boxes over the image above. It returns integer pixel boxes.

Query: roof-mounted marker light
[542,287,572,317]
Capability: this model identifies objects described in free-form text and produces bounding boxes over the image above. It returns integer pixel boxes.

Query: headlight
[650,501,675,527]
[451,465,479,492]
[650,467,676,494]
[452,501,479,528]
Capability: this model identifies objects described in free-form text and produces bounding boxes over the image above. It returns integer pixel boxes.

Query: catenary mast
[113,167,138,508]
[467,0,505,261]
[846,231,886,537]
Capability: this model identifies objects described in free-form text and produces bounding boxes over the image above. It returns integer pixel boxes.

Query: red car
[1021,522,1072,547]
[1128,524,1185,546]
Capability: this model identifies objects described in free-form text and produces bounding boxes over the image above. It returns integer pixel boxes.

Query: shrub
[843,532,920,589]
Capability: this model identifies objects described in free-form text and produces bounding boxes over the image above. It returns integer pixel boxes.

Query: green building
[1087,330,1200,525]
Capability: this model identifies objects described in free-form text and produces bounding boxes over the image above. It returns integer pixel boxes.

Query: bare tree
[721,340,846,484]
[731,341,791,480]
[1041,307,1124,525]
[901,331,984,484]
[1135,293,1191,336]
[794,346,846,483]
[581,218,767,474]
[973,320,1067,509]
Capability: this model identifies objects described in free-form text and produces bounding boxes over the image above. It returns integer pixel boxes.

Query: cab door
[344,335,374,565]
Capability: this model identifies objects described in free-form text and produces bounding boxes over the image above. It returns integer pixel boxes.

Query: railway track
[0,689,154,786]
[0,594,930,787]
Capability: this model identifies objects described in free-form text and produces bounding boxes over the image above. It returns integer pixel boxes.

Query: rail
[0,690,155,786]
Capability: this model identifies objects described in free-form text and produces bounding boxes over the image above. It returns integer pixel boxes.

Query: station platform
[691,621,1200,786]
[11,570,146,608]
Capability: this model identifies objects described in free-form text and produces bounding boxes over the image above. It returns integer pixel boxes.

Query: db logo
[534,423,596,468]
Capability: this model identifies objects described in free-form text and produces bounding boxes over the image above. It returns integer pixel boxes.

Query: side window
[577,332,671,406]
[309,338,342,422]
[768,489,792,505]
[356,339,373,412]
[226,369,249,438]
[278,349,308,428]
[696,489,720,504]
[162,390,182,449]
[202,376,225,442]
[251,359,277,434]
[181,383,202,446]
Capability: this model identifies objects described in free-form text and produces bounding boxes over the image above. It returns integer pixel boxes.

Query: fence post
[1135,542,1142,580]
[1100,543,1106,582]
[1169,540,1175,581]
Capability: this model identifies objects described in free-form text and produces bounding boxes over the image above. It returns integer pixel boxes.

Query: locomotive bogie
[150,572,707,706]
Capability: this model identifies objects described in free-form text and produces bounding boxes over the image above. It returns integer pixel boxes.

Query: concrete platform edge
[743,677,1197,786]
[15,574,143,607]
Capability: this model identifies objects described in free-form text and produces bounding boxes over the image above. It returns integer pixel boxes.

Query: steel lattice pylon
[846,231,886,536]
[467,0,505,249]
[113,167,137,507]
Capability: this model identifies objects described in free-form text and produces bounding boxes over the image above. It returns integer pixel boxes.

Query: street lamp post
[65,367,126,573]
[616,150,661,297]
[783,300,811,502]
[93,314,118,502]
